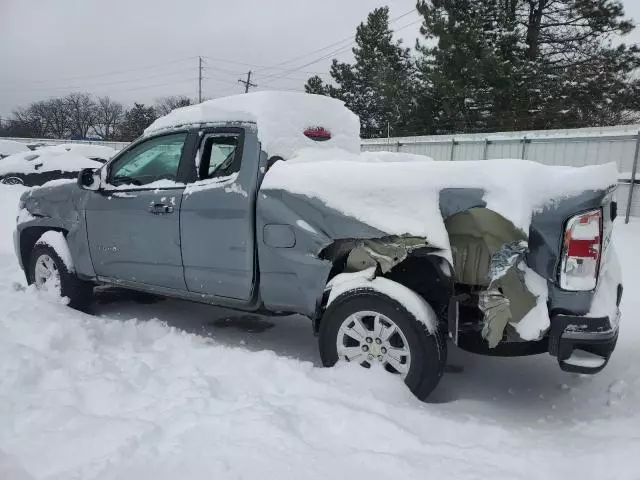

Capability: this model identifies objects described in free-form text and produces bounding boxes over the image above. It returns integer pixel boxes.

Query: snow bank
[144,91,361,159]
[262,152,618,258]
[0,140,29,157]
[0,151,102,175]
[0,182,639,479]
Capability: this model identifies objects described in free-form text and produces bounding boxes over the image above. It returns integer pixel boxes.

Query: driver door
[85,132,189,290]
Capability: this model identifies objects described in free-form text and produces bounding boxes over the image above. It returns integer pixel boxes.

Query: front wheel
[319,288,446,401]
[28,243,93,311]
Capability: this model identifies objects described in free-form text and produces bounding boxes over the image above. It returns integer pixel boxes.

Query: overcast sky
[1,0,639,118]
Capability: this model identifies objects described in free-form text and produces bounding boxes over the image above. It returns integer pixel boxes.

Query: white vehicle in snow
[0,139,30,159]
[0,150,103,186]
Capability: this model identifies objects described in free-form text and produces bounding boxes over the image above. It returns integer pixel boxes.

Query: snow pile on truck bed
[262,149,618,252]
[144,91,361,158]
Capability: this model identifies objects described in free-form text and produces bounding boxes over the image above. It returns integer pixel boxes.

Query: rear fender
[317,239,453,333]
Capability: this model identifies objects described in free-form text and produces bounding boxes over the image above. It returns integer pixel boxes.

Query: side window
[198,135,241,180]
[110,133,187,186]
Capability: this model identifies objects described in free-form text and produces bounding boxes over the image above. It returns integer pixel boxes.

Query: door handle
[148,203,174,214]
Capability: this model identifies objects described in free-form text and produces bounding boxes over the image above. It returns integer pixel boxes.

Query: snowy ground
[0,185,638,480]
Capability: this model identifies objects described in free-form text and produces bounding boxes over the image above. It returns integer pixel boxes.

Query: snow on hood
[0,139,30,156]
[261,149,618,256]
[144,91,361,159]
[0,151,102,175]
[36,143,118,161]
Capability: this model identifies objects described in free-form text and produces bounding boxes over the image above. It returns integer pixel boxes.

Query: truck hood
[21,180,82,220]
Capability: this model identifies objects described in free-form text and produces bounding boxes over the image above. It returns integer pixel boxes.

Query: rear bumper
[548,311,620,374]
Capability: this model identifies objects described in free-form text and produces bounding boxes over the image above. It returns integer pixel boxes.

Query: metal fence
[2,136,129,151]
[6,124,639,220]
[362,124,640,222]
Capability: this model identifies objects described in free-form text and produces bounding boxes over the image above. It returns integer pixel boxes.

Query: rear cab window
[196,133,242,181]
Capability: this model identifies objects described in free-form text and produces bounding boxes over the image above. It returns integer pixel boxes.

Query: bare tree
[42,98,71,138]
[94,96,124,139]
[155,95,192,116]
[65,92,97,138]
[11,106,47,138]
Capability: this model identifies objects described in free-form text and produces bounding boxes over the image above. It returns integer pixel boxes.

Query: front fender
[16,183,95,279]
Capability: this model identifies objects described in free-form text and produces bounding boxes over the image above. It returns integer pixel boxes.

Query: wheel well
[19,227,66,273]
[316,239,453,333]
[382,252,452,325]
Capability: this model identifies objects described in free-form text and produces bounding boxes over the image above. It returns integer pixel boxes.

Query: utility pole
[198,56,203,103]
[238,70,257,93]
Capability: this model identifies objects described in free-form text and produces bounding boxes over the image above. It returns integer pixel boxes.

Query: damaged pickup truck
[14,92,623,400]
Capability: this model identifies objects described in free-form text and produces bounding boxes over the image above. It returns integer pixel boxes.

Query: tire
[27,243,93,311]
[1,176,24,185]
[319,288,447,401]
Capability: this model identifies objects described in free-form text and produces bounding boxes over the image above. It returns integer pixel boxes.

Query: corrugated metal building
[362,124,640,220]
[5,123,640,219]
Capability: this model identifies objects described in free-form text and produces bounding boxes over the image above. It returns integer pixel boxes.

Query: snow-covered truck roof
[144,91,361,159]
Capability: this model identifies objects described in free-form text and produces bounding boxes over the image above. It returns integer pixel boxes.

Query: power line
[0,67,197,93]
[198,56,203,103]
[1,65,243,96]
[103,78,198,94]
[263,18,422,87]
[238,71,258,93]
[201,55,331,75]
[1,57,198,87]
[254,7,418,73]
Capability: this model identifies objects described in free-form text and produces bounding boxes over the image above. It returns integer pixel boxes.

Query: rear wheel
[28,244,93,310]
[319,288,446,401]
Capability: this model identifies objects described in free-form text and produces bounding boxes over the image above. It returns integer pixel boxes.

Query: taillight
[559,209,602,291]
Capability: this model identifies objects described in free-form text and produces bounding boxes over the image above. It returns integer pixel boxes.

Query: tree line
[2,1,638,141]
[0,94,192,141]
[306,1,640,138]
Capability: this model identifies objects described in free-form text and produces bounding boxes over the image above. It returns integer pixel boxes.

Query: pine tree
[520,0,640,127]
[304,7,417,138]
[118,103,157,141]
[304,76,328,95]
[416,0,640,132]
[416,0,533,133]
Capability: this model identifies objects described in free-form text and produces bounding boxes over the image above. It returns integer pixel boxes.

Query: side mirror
[78,168,101,191]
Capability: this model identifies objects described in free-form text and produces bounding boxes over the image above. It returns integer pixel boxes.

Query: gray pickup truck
[14,92,623,400]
